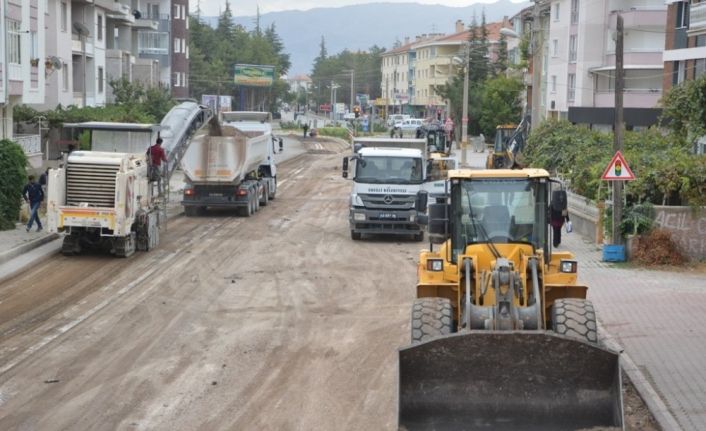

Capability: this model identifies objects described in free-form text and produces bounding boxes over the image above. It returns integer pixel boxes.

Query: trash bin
[602,244,626,262]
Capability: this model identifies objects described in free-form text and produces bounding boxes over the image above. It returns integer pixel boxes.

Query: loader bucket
[399,331,623,431]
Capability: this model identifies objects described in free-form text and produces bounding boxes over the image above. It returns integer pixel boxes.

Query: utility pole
[461,41,470,166]
[349,69,355,111]
[330,80,334,123]
[530,0,543,129]
[612,14,624,245]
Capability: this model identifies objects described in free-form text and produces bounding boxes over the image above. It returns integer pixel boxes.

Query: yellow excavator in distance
[399,168,623,431]
[486,117,529,170]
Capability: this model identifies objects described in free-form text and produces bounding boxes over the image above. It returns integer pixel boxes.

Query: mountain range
[201,1,530,76]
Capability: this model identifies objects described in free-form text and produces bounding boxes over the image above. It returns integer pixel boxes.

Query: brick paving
[565,233,706,431]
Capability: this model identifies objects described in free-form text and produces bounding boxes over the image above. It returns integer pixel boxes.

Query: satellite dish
[72,21,90,36]
[50,56,62,70]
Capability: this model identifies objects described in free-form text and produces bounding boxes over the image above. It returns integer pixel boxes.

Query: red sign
[461,117,469,124]
[601,151,635,181]
[319,104,331,112]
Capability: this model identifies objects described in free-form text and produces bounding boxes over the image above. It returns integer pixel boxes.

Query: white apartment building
[0,0,47,166]
[545,0,665,128]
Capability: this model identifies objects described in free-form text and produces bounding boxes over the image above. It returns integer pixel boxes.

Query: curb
[599,325,683,431]
[0,233,60,266]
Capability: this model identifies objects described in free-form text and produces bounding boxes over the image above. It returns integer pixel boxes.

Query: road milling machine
[399,168,623,431]
[47,102,211,257]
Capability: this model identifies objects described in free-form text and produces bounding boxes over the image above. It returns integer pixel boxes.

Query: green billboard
[234,64,275,87]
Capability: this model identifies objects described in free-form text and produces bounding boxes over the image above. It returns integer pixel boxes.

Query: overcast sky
[194,0,525,17]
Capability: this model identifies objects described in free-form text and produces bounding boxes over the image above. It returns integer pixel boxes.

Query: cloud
[194,0,526,17]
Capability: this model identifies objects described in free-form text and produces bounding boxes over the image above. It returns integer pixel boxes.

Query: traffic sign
[601,150,635,181]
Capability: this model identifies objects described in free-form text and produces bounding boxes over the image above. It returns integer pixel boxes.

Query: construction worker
[147,137,167,193]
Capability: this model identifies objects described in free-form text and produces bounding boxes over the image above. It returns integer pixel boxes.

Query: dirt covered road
[0,137,419,430]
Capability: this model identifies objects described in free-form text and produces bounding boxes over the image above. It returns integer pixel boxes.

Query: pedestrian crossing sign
[601,150,635,181]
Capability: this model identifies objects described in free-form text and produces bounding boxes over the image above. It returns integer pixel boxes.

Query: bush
[317,127,350,141]
[0,139,28,230]
[280,121,299,130]
[631,229,687,266]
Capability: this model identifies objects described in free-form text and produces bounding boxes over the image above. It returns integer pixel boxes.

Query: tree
[478,75,523,138]
[495,32,509,75]
[661,73,706,148]
[0,139,27,230]
[109,77,144,105]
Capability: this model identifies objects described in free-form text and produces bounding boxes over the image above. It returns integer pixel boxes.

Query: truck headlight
[426,259,444,271]
[560,260,577,273]
[409,214,416,222]
[353,213,366,221]
[351,194,364,207]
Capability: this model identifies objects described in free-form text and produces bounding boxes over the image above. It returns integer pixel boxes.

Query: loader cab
[429,174,550,263]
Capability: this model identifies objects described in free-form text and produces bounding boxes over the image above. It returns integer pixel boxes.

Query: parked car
[387,114,410,127]
[397,118,424,137]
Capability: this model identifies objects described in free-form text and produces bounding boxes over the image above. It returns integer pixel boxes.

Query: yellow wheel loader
[486,118,529,170]
[399,169,623,431]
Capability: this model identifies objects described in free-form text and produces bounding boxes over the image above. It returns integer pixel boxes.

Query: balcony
[594,89,661,108]
[608,9,666,29]
[72,34,95,56]
[688,1,706,36]
[134,18,158,30]
[604,50,663,66]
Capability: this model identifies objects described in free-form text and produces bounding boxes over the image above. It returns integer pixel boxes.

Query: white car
[387,114,410,127]
[397,118,424,136]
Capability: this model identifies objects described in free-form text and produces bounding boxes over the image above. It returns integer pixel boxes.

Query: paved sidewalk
[0,219,55,264]
[565,233,706,431]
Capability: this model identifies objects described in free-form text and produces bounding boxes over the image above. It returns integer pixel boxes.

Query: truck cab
[343,140,427,241]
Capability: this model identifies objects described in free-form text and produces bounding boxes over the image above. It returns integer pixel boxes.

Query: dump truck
[399,168,623,430]
[486,117,529,169]
[180,112,281,216]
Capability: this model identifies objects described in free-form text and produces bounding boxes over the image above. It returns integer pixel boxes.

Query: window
[173,72,181,87]
[6,19,21,64]
[182,39,186,53]
[174,5,180,19]
[571,0,579,24]
[552,39,558,57]
[98,67,104,93]
[696,58,706,78]
[150,4,159,19]
[567,73,576,101]
[97,15,103,41]
[551,75,557,92]
[62,63,69,91]
[61,2,68,31]
[174,37,180,53]
[186,14,189,29]
[186,45,189,59]
[569,35,577,63]
[554,2,560,20]
[676,2,689,29]
[138,31,169,54]
[30,31,38,62]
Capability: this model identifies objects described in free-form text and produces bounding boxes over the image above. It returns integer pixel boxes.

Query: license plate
[378,213,397,219]
[209,193,223,197]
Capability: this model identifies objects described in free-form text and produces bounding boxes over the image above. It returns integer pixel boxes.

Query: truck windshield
[355,156,423,184]
[450,178,547,261]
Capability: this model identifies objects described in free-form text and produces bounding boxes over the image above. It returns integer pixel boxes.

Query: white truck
[343,137,456,241]
[47,123,164,257]
[180,112,281,217]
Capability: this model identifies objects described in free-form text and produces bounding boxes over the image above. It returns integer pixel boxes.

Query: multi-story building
[663,1,706,91]
[0,0,47,166]
[170,0,189,98]
[544,0,665,129]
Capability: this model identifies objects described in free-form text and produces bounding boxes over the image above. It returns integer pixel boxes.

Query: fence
[14,134,41,154]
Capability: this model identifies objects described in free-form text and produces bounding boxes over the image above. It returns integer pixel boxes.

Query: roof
[62,122,161,132]
[289,74,312,82]
[415,20,512,48]
[382,34,446,56]
[449,168,551,179]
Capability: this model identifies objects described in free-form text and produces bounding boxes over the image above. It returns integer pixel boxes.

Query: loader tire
[551,298,598,344]
[411,297,453,344]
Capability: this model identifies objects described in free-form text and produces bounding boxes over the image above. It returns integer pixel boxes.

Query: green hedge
[0,139,28,230]
[317,127,351,141]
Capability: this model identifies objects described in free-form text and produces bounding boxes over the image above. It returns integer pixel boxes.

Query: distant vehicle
[397,118,424,137]
[387,114,410,127]
[343,112,356,121]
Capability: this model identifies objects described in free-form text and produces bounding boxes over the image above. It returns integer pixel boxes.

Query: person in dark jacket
[23,175,44,232]
[549,207,570,247]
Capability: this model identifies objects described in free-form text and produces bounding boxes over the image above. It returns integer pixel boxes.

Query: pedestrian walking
[476,133,485,152]
[303,123,309,138]
[549,206,570,247]
[444,117,454,143]
[147,137,168,193]
[39,168,49,190]
[23,175,44,232]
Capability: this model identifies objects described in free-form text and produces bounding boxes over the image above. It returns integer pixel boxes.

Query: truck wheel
[351,230,362,240]
[269,178,277,200]
[551,298,598,344]
[260,184,269,206]
[411,297,453,344]
[413,231,424,242]
[61,234,81,256]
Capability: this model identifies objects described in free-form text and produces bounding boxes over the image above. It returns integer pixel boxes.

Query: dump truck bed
[399,331,623,431]
[181,120,269,184]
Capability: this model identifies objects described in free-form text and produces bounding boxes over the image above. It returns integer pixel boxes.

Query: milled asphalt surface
[1,139,702,430]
